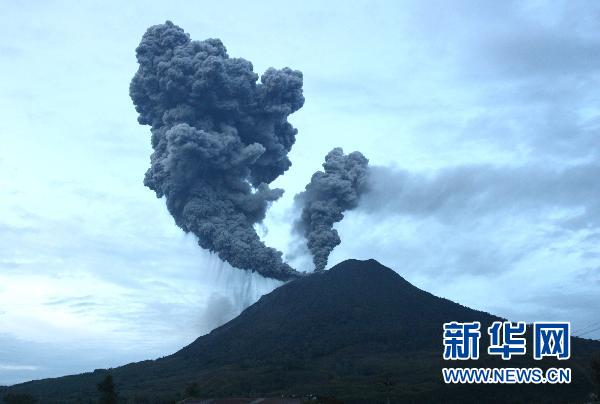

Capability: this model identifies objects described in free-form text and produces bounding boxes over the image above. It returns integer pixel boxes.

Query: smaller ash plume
[294,148,369,271]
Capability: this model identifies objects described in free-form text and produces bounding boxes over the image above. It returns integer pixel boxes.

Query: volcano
[2,259,599,403]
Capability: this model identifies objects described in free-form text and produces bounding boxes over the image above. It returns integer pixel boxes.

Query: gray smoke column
[130,21,304,281]
[294,148,369,271]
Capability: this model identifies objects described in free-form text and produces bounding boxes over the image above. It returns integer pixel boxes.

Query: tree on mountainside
[591,353,600,393]
[184,382,200,398]
[2,393,37,404]
[97,374,118,404]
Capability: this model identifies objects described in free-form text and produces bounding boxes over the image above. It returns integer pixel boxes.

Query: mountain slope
[3,259,599,403]
[177,259,501,361]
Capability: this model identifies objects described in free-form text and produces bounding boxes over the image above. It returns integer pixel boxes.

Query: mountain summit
[3,259,599,403]
[177,258,501,362]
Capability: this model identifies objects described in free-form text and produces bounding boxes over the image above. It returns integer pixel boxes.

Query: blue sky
[1,0,600,385]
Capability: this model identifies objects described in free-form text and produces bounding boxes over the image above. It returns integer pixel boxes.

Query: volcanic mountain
[2,259,599,403]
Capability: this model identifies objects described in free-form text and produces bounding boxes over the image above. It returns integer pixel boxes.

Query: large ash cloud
[294,148,369,271]
[130,21,304,281]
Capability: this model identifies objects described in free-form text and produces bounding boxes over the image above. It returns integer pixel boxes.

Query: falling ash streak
[205,253,282,312]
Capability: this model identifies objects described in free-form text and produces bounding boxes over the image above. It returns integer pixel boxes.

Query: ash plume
[130,21,304,281]
[294,148,369,271]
